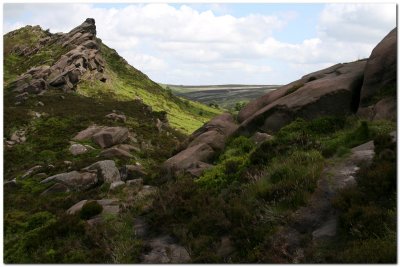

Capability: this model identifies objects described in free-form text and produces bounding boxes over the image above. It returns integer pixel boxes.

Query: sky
[3,3,397,85]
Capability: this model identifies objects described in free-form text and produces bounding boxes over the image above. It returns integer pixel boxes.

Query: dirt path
[269,140,376,263]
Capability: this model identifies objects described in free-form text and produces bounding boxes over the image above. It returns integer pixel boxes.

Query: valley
[160,84,279,110]
[3,17,397,264]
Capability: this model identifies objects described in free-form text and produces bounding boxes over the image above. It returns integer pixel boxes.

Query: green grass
[76,43,221,134]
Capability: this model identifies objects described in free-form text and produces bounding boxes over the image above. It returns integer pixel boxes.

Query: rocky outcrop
[237,60,366,135]
[73,125,130,149]
[67,198,120,224]
[9,18,106,96]
[163,113,238,178]
[359,28,397,106]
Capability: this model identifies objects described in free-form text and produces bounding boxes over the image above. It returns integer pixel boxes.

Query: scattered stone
[40,171,99,191]
[67,198,120,224]
[142,236,191,263]
[126,178,143,190]
[92,127,129,148]
[115,144,140,153]
[64,160,72,165]
[83,160,121,183]
[251,132,273,145]
[36,101,44,107]
[123,165,147,181]
[69,143,88,155]
[110,181,125,191]
[41,183,70,195]
[99,147,133,159]
[60,95,65,99]
[66,199,88,215]
[21,165,42,179]
[105,112,126,123]
[10,129,26,144]
[73,125,105,141]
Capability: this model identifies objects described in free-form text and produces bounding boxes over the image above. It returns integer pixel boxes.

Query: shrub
[80,201,103,220]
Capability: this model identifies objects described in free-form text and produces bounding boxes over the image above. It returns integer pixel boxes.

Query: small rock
[124,165,147,181]
[251,132,273,145]
[99,147,133,159]
[60,95,65,99]
[64,160,72,165]
[69,143,88,156]
[36,101,45,107]
[110,181,125,191]
[105,112,126,123]
[4,179,18,190]
[126,178,143,190]
[14,102,21,106]
[21,165,42,179]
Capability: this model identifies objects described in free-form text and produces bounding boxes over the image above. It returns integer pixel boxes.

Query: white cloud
[3,3,397,85]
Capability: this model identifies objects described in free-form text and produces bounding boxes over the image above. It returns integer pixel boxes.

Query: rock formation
[8,18,106,95]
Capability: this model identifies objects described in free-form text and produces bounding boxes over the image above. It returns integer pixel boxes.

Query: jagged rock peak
[68,18,97,36]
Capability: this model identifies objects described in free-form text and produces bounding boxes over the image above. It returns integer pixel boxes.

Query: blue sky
[3,3,396,85]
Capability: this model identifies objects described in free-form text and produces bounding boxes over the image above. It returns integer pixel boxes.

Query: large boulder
[73,125,104,141]
[40,171,99,191]
[191,113,238,139]
[92,127,129,148]
[163,143,215,177]
[83,160,121,183]
[237,63,346,123]
[359,28,397,106]
[373,97,396,121]
[237,60,367,135]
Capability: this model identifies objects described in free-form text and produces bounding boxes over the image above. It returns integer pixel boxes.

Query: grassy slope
[77,43,221,134]
[4,26,221,134]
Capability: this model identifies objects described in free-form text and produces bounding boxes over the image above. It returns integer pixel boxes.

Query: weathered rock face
[237,60,367,135]
[163,113,238,178]
[163,143,215,177]
[73,125,105,141]
[9,18,107,96]
[359,28,397,106]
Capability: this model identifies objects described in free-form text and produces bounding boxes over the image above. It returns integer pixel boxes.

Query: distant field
[160,84,280,109]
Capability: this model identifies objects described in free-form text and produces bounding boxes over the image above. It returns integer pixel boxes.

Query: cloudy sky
[3,3,397,85]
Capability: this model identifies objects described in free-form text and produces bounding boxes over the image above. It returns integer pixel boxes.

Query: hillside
[3,18,397,264]
[4,19,221,134]
[160,84,279,110]
[3,18,217,263]
[158,28,397,263]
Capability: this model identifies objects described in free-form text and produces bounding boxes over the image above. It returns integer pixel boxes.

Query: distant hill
[160,84,279,109]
